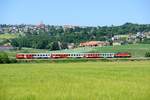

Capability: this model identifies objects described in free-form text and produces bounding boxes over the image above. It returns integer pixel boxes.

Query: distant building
[63,25,78,31]
[113,35,129,40]
[36,21,45,29]
[144,32,150,39]
[79,41,109,47]
[68,43,75,49]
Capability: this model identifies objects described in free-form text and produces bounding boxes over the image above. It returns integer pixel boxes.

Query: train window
[103,54,105,57]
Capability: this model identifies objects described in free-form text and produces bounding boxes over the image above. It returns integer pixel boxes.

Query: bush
[9,58,17,63]
[0,52,10,63]
[145,52,150,57]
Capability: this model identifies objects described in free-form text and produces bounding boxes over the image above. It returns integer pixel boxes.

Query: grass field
[0,61,150,100]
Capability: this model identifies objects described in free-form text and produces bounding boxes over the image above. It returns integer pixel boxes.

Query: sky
[0,0,150,26]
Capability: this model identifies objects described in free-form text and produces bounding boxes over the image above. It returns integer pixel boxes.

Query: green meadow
[0,61,150,100]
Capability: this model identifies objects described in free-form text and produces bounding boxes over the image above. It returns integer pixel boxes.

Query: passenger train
[16,52,131,59]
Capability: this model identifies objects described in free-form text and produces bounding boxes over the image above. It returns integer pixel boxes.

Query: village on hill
[0,23,150,51]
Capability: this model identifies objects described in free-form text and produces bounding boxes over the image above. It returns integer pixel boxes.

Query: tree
[11,39,19,47]
[61,42,68,49]
[145,52,150,57]
[50,41,60,50]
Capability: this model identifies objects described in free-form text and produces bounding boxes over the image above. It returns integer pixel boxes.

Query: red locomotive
[114,52,131,58]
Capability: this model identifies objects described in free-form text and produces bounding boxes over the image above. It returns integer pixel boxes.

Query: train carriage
[51,53,69,58]
[84,53,100,58]
[16,54,25,59]
[16,53,33,59]
[16,53,51,59]
[100,53,115,58]
[32,53,50,59]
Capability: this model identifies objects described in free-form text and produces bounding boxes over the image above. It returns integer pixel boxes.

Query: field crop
[0,61,150,100]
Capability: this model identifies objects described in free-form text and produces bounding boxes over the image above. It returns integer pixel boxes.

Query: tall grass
[0,61,150,100]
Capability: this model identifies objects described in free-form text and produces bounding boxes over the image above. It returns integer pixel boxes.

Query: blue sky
[0,0,150,26]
